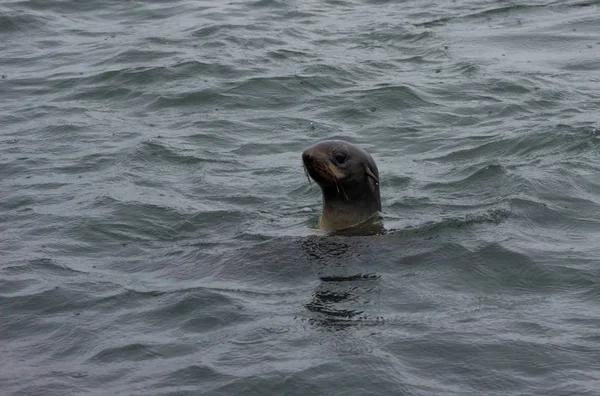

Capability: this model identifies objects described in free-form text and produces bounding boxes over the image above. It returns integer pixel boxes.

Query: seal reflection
[301,236,384,330]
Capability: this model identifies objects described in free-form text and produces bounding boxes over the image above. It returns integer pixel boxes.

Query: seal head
[302,140,381,231]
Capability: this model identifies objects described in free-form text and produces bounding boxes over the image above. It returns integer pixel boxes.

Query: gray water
[2,0,600,395]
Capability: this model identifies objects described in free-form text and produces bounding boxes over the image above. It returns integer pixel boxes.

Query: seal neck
[319,186,381,230]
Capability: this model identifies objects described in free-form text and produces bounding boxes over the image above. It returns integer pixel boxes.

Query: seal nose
[302,149,313,165]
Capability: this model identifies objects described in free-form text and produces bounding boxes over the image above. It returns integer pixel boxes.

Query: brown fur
[302,140,381,231]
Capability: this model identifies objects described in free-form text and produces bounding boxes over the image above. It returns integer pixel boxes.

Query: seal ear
[365,167,379,185]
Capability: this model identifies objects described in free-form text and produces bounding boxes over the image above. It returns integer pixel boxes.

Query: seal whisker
[331,179,349,200]
[312,162,337,184]
[303,163,312,185]
[339,184,349,201]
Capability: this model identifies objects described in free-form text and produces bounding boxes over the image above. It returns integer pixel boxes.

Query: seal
[302,140,381,231]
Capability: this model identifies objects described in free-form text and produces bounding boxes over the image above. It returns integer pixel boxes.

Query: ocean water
[2,0,600,394]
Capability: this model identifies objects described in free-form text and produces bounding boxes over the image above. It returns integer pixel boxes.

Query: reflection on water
[301,236,384,330]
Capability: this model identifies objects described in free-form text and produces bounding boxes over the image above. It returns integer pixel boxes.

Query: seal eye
[333,151,347,164]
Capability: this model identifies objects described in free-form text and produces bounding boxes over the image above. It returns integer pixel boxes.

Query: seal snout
[302,147,322,169]
[301,149,313,166]
[302,148,324,184]
[302,147,324,175]
[302,145,341,185]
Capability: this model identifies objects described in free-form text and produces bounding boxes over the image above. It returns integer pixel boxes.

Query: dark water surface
[2,0,600,394]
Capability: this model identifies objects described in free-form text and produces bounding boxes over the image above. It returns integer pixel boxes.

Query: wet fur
[302,140,381,230]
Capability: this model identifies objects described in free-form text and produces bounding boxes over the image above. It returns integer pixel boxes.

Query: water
[2,0,600,394]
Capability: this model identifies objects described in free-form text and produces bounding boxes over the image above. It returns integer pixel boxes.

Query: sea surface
[2,0,600,395]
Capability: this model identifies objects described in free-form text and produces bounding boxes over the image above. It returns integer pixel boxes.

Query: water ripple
[3,0,600,394]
